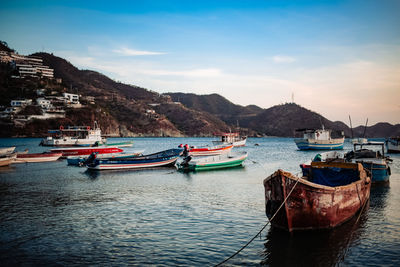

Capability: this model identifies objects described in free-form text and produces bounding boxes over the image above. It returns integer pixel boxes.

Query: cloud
[272,55,296,63]
[112,47,166,56]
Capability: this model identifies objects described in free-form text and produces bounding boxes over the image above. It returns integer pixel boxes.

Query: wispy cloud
[272,55,296,63]
[112,47,166,56]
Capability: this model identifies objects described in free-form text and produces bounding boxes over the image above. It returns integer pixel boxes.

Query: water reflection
[261,205,369,266]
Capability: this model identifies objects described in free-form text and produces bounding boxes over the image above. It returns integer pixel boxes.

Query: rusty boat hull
[263,162,371,232]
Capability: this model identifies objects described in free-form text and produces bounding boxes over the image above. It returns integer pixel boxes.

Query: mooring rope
[340,178,370,262]
[214,173,301,266]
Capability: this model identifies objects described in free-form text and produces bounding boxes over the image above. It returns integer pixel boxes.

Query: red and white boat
[50,147,123,157]
[15,152,63,163]
[189,144,233,156]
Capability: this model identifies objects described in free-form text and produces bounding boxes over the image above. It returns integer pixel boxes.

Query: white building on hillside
[63,93,80,104]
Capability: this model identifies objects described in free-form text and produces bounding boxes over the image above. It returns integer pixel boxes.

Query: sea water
[0,137,399,266]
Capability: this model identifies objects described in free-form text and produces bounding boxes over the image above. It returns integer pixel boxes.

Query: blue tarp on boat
[311,167,359,187]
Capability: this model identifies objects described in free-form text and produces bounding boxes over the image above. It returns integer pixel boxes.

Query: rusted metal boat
[263,161,371,232]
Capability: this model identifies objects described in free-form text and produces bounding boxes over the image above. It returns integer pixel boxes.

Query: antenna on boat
[349,115,354,139]
[362,118,368,138]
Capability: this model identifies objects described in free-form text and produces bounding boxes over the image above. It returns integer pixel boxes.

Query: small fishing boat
[0,146,16,156]
[263,161,371,232]
[14,152,63,163]
[40,121,106,146]
[50,146,123,157]
[76,140,134,148]
[294,125,344,150]
[86,148,183,170]
[212,132,247,147]
[0,154,16,167]
[104,140,134,148]
[67,149,145,166]
[386,137,400,153]
[307,142,391,184]
[189,144,233,156]
[178,151,248,172]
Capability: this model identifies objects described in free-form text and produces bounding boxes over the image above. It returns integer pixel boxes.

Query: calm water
[0,138,399,266]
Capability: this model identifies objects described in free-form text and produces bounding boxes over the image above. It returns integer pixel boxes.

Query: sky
[1,0,399,127]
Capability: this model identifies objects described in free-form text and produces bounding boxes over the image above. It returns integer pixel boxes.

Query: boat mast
[348,115,354,139]
[362,118,368,138]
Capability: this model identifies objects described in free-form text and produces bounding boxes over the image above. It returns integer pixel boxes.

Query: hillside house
[11,99,32,107]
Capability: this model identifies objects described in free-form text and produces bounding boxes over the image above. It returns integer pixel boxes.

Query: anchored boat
[0,146,16,156]
[67,150,144,166]
[178,151,248,172]
[188,144,233,156]
[386,137,400,153]
[212,132,247,147]
[294,126,344,150]
[264,161,371,232]
[86,148,183,170]
[50,146,123,157]
[305,142,391,184]
[15,152,62,163]
[40,122,106,146]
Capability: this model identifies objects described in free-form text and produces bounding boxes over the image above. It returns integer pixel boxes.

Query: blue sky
[1,0,399,126]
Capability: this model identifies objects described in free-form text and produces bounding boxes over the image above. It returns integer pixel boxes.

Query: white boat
[351,138,368,144]
[212,132,247,147]
[0,152,17,167]
[294,125,344,150]
[40,121,106,146]
[386,137,400,153]
[14,152,62,163]
[0,146,16,156]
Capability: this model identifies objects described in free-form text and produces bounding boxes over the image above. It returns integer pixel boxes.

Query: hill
[1,42,399,138]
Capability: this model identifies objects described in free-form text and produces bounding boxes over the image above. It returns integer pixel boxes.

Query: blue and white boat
[67,150,144,166]
[294,126,344,150]
[345,142,391,183]
[308,142,391,183]
[86,148,182,170]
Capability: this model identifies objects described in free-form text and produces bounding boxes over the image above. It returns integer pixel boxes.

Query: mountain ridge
[0,43,399,138]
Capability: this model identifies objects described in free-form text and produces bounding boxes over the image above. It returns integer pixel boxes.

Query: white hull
[0,146,16,156]
[91,157,178,170]
[212,138,246,147]
[14,155,61,163]
[387,140,400,153]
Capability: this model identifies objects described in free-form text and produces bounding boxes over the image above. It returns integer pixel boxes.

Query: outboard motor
[85,152,98,166]
[181,156,192,167]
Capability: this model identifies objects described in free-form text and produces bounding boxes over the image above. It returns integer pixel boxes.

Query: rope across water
[214,173,301,266]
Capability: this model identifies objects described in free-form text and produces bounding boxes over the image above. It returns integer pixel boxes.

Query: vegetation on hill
[1,41,399,138]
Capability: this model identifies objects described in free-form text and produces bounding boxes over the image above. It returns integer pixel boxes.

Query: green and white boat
[178,151,248,172]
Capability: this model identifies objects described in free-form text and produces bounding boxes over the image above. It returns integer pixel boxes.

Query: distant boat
[351,138,368,144]
[212,132,247,147]
[40,121,106,146]
[263,161,371,232]
[76,140,134,148]
[349,116,368,144]
[0,146,16,156]
[189,144,233,156]
[67,150,144,166]
[178,151,248,172]
[386,137,400,153]
[294,125,344,150]
[86,148,182,170]
[50,146,123,157]
[307,142,391,184]
[14,152,62,163]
